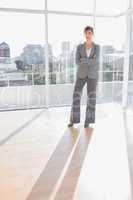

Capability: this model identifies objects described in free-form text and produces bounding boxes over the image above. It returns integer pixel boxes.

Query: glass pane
[95,17,126,49]
[0,12,46,109]
[48,14,93,106]
[96,0,127,15]
[0,12,45,79]
[95,16,126,104]
[0,0,44,10]
[48,0,94,13]
[34,73,45,85]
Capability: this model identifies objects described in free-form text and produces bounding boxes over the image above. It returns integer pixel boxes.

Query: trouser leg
[84,78,97,127]
[70,78,86,123]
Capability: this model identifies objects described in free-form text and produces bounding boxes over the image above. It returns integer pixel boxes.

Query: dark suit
[70,42,100,127]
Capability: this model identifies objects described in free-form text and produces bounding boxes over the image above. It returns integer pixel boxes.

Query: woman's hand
[80,57,87,64]
[80,54,96,64]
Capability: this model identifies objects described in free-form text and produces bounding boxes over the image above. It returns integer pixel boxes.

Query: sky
[0,0,128,57]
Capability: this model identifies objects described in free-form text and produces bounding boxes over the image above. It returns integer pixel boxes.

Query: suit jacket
[76,42,100,79]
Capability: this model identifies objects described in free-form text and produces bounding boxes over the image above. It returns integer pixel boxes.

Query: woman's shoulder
[77,42,100,50]
[94,42,100,49]
[77,43,84,48]
[78,42,100,47]
[76,43,84,53]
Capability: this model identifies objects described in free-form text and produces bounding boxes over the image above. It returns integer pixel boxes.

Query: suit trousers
[70,76,98,127]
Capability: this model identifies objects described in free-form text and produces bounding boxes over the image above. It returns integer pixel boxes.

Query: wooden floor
[0,103,132,200]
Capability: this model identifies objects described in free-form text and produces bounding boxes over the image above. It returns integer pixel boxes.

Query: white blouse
[86,47,92,57]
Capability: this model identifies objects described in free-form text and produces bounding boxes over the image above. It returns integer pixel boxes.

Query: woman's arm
[80,45,100,67]
[75,44,81,65]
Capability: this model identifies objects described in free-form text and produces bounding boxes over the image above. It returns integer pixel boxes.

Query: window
[0,12,45,86]
[95,16,126,82]
[95,16,126,103]
[0,0,131,109]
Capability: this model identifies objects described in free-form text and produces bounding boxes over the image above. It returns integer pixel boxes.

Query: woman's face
[84,30,93,42]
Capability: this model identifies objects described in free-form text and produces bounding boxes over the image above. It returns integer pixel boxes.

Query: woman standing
[68,26,100,132]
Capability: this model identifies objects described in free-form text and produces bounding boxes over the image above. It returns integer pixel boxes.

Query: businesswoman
[68,26,100,131]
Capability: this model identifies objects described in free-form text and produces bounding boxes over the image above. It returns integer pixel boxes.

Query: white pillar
[93,0,96,29]
[45,0,49,108]
[65,55,68,83]
[122,0,132,109]
[99,47,104,96]
[93,0,104,97]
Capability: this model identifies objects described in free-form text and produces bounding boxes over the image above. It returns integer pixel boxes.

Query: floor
[0,103,132,200]
[124,107,133,199]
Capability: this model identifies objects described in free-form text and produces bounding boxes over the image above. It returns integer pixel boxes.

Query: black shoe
[68,122,74,127]
[84,123,95,129]
[84,124,90,128]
